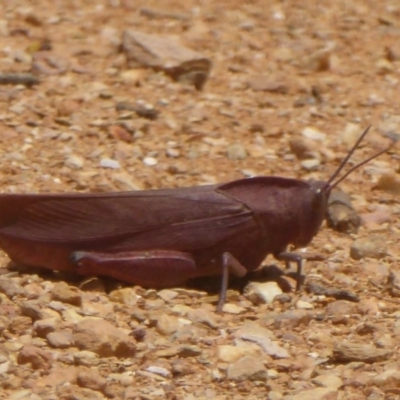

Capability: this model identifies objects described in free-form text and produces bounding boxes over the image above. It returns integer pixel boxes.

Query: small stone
[248,75,288,93]
[244,281,283,305]
[166,148,180,158]
[120,69,146,85]
[296,300,313,309]
[268,391,283,400]
[17,345,52,370]
[8,316,32,335]
[340,123,363,149]
[312,373,343,390]
[372,369,400,387]
[288,387,337,400]
[73,318,136,358]
[217,344,262,363]
[20,300,60,321]
[301,126,326,141]
[177,345,202,358]
[46,331,74,349]
[360,208,391,228]
[122,30,211,89]
[376,58,394,74]
[73,350,100,366]
[374,174,400,195]
[0,278,22,298]
[145,365,171,378]
[100,158,121,169]
[109,288,138,305]
[156,314,182,335]
[221,303,245,314]
[77,367,107,391]
[289,138,318,160]
[325,300,356,317]
[186,308,218,328]
[227,143,247,160]
[143,156,158,166]
[327,189,361,234]
[157,289,179,302]
[227,356,268,382]
[51,282,82,306]
[350,234,388,260]
[301,158,320,171]
[301,48,331,72]
[375,333,394,349]
[65,154,85,169]
[109,125,133,143]
[332,342,392,363]
[356,297,380,315]
[235,322,289,358]
[274,310,313,330]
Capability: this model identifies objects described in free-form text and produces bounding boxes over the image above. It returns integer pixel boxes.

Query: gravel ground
[1,1,400,399]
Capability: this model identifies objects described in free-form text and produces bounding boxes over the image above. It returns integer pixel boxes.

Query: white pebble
[100,158,120,169]
[146,365,170,377]
[143,157,158,166]
[301,158,320,171]
[301,126,326,141]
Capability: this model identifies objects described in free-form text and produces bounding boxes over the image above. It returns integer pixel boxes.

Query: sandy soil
[1,1,400,399]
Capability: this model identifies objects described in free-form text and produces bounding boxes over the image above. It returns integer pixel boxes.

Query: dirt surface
[1,1,400,399]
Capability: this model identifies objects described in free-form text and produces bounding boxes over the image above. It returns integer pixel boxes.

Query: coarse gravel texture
[1,1,400,399]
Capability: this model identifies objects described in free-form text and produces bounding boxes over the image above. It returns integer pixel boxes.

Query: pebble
[109,288,138,305]
[372,369,400,387]
[248,75,288,93]
[143,156,158,166]
[301,126,326,141]
[226,143,247,160]
[120,69,146,85]
[100,158,121,169]
[376,58,393,75]
[73,350,100,366]
[286,388,337,400]
[186,308,218,328]
[235,322,289,359]
[46,331,75,349]
[157,289,179,302]
[340,123,362,149]
[244,281,283,305]
[156,314,182,335]
[73,318,136,357]
[8,316,33,335]
[301,158,320,171]
[221,303,245,314]
[312,373,343,390]
[217,344,262,363]
[51,282,82,306]
[77,367,107,391]
[65,154,85,169]
[0,278,23,298]
[227,356,268,382]
[350,234,388,260]
[146,366,171,378]
[289,138,318,160]
[274,310,313,330]
[296,300,314,310]
[177,345,202,358]
[17,345,53,370]
[374,174,400,195]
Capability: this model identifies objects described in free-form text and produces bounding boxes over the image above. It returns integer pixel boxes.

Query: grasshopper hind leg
[70,249,198,288]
